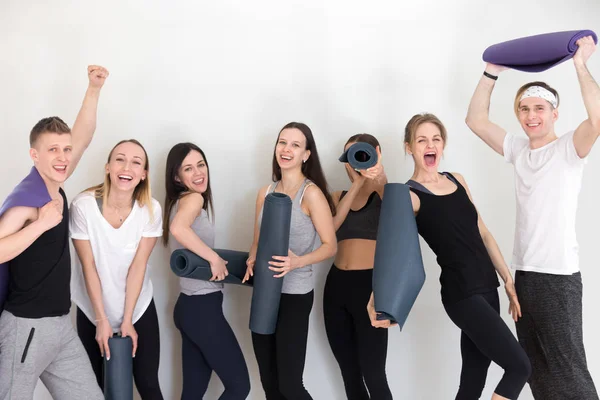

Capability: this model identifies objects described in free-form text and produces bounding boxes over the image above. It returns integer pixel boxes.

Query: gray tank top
[169,201,223,295]
[259,179,318,294]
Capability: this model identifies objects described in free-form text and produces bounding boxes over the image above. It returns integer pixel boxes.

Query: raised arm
[573,36,600,158]
[67,65,109,178]
[170,193,228,281]
[465,64,509,155]
[453,173,521,321]
[0,201,61,263]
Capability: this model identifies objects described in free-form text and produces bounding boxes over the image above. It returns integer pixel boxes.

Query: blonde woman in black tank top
[368,113,530,400]
[324,134,393,400]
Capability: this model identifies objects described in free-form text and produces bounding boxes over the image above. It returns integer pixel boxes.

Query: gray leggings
[0,311,102,400]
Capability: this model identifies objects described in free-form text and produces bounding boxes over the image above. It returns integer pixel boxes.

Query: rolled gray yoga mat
[249,192,292,335]
[170,248,252,286]
[372,183,425,330]
[339,142,378,170]
[103,336,133,400]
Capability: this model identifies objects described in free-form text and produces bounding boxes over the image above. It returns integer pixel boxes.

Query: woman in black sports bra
[324,133,393,400]
[369,113,531,400]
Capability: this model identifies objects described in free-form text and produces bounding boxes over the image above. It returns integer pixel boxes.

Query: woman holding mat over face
[70,139,164,399]
[243,122,337,400]
[324,134,392,400]
[163,142,250,400]
[369,114,531,400]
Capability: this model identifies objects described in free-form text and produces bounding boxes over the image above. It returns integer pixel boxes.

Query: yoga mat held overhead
[170,248,252,286]
[339,142,378,170]
[482,30,598,72]
[0,167,52,311]
[103,336,133,400]
[372,183,425,330]
[249,192,292,335]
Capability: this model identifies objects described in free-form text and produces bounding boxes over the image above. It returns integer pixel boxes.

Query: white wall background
[1,0,598,398]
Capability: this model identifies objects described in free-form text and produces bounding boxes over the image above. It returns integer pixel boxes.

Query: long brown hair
[271,122,336,216]
[162,142,214,246]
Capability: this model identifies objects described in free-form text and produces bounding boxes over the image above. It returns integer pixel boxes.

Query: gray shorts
[515,271,598,400]
[0,310,103,400]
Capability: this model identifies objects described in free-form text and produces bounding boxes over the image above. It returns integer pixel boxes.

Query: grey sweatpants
[515,271,598,400]
[0,310,103,400]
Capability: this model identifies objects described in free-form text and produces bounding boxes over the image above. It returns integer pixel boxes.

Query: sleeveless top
[336,190,381,242]
[407,173,499,304]
[258,179,317,294]
[169,202,223,295]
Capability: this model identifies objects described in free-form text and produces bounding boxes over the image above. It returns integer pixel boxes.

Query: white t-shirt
[503,131,586,275]
[69,191,163,331]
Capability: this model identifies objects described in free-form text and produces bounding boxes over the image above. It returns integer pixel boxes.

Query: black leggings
[173,291,250,400]
[76,299,163,400]
[251,290,314,400]
[323,265,392,400]
[443,290,531,400]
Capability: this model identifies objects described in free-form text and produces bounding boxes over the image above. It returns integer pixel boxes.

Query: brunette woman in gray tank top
[243,122,337,400]
[325,133,393,400]
[163,143,250,400]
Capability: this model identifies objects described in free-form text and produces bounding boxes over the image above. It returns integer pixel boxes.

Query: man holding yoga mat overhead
[325,134,393,400]
[466,35,599,400]
[243,122,337,400]
[163,142,250,400]
[0,65,108,400]
[369,113,531,400]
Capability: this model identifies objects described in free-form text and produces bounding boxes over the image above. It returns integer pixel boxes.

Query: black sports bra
[336,191,382,242]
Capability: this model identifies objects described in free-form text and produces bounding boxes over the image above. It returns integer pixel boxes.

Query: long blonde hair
[84,139,154,220]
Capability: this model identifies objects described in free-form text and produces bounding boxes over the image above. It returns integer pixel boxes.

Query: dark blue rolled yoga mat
[170,248,252,286]
[249,192,292,335]
[339,142,378,170]
[372,183,425,330]
[103,336,133,400]
[482,30,597,72]
[0,167,52,312]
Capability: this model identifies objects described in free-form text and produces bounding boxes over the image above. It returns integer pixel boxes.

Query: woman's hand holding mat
[120,322,138,358]
[268,249,300,278]
[210,256,229,281]
[367,292,397,329]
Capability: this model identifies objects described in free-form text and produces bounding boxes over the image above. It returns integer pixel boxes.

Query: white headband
[520,86,558,108]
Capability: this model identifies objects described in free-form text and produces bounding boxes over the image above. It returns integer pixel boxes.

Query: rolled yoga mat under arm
[372,183,425,330]
[0,167,52,311]
[103,336,134,400]
[482,30,598,72]
[338,142,378,170]
[249,192,292,335]
[170,248,252,286]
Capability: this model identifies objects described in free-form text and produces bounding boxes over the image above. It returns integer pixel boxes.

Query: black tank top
[5,189,71,318]
[407,173,499,304]
[336,191,381,242]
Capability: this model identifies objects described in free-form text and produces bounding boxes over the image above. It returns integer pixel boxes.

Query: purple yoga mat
[483,30,598,72]
[0,167,52,311]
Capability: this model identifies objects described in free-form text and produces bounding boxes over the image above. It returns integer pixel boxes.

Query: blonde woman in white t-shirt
[69,139,164,400]
[466,36,599,400]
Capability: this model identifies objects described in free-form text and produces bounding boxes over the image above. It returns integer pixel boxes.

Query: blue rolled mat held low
[170,248,252,286]
[372,183,425,330]
[483,29,598,72]
[103,335,133,400]
[249,192,292,335]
